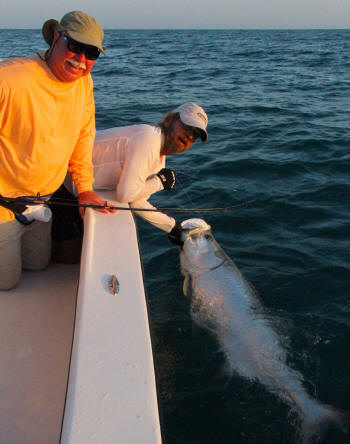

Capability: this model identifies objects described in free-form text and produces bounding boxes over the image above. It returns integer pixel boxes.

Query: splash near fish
[179,218,349,443]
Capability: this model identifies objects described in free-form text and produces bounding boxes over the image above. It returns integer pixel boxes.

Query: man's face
[48,31,97,83]
[162,116,201,155]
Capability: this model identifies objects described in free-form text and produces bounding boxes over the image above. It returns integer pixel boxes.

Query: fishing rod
[0,196,252,214]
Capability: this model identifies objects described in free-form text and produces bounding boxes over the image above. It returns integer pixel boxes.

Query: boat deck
[0,263,79,444]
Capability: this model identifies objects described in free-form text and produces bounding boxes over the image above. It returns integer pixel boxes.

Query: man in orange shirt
[0,11,114,290]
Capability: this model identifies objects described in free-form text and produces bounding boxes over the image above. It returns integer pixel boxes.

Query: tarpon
[179,218,349,443]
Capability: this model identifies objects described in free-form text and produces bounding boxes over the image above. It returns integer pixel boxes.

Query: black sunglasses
[179,120,202,142]
[61,33,100,60]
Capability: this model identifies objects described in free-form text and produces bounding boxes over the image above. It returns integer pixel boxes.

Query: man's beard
[162,126,183,155]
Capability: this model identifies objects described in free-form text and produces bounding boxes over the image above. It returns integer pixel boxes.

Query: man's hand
[167,221,183,246]
[78,190,118,218]
[157,168,176,190]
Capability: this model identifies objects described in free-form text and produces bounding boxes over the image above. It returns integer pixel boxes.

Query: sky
[1,0,350,29]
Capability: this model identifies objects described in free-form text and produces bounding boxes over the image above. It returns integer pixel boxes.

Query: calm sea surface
[1,29,350,443]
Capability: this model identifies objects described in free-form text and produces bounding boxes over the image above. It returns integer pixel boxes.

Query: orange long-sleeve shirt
[0,53,95,220]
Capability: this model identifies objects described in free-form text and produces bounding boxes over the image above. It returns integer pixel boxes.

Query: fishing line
[175,173,204,218]
[176,173,242,219]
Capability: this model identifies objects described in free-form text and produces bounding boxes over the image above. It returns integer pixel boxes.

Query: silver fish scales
[179,218,349,444]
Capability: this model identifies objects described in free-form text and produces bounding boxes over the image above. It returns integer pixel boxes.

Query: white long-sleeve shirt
[65,124,176,232]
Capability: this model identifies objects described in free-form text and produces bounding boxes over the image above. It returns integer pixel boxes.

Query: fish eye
[204,234,212,240]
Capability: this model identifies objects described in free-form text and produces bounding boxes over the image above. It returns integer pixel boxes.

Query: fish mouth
[185,226,211,238]
[181,218,212,243]
[181,218,211,231]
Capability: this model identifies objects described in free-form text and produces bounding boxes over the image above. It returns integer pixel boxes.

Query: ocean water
[1,29,350,443]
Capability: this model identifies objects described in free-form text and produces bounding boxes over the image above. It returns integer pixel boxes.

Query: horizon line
[0,27,349,31]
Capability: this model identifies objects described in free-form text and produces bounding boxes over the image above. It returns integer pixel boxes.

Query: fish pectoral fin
[183,275,190,296]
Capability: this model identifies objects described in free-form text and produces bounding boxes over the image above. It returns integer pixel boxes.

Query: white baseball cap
[173,102,208,142]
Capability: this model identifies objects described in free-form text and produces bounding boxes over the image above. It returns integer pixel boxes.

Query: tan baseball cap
[42,10,105,54]
[173,102,208,142]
